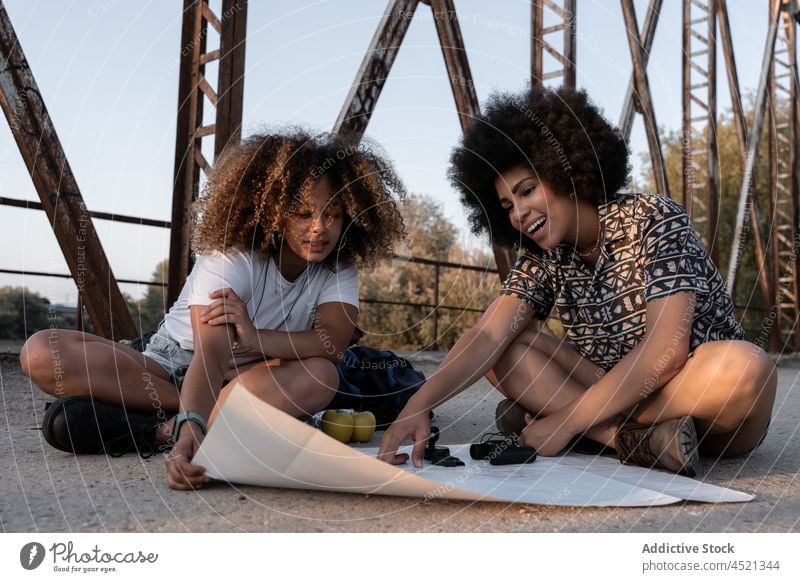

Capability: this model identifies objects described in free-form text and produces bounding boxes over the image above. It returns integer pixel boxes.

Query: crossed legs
[487,329,776,458]
[20,329,339,435]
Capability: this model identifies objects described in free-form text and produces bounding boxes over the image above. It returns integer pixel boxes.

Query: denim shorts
[142,323,193,387]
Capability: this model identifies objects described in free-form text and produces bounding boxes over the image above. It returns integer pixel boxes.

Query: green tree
[0,286,51,340]
[131,258,169,335]
[402,195,458,261]
[641,101,778,342]
[434,245,498,349]
[359,194,497,351]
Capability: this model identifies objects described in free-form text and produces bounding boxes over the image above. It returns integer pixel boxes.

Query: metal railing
[360,255,496,350]
[1,195,497,346]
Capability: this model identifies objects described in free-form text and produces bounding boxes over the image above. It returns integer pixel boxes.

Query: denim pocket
[147,332,187,363]
[146,333,172,355]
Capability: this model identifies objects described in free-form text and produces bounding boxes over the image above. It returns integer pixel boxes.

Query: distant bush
[358,194,498,351]
[0,286,51,340]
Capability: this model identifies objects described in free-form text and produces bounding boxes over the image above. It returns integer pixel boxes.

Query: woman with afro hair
[379,86,775,476]
[22,129,407,490]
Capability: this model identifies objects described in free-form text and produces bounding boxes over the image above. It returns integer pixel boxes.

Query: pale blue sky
[0,0,770,304]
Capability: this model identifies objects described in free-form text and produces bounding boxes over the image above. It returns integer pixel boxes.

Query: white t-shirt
[163,249,359,350]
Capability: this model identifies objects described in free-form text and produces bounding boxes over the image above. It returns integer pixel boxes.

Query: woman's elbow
[324,347,347,364]
[317,332,350,364]
[646,345,689,389]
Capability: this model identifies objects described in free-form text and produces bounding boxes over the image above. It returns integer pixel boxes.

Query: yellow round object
[350,411,376,443]
[320,410,354,443]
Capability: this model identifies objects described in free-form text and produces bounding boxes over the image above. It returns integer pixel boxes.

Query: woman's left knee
[302,357,338,388]
[720,343,776,409]
[298,357,339,408]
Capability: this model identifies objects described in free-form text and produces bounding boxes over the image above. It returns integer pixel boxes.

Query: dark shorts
[723,421,770,460]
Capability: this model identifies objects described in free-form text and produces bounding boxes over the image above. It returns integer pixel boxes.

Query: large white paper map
[192,384,753,507]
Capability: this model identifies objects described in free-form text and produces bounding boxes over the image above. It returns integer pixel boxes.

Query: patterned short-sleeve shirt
[500,192,744,370]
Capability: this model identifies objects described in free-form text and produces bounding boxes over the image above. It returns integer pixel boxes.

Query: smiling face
[279,174,344,278]
[495,166,579,251]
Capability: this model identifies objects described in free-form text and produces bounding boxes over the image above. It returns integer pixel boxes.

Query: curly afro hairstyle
[192,128,407,269]
[449,85,630,253]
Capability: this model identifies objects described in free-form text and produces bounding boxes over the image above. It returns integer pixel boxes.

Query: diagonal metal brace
[619,0,663,142]
[430,0,516,277]
[0,3,136,339]
[334,0,515,279]
[620,0,670,196]
[332,0,420,141]
[726,0,782,295]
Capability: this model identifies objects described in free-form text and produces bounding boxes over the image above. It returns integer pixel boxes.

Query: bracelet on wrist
[171,411,208,444]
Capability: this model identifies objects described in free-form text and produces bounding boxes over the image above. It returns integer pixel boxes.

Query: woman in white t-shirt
[21,130,407,490]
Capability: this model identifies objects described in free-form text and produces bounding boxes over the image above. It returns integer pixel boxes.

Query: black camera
[424,426,465,467]
[470,433,537,466]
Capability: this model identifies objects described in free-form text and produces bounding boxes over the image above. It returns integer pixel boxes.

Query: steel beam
[768,0,799,350]
[0,3,136,339]
[717,0,748,158]
[531,0,577,89]
[793,1,800,351]
[168,0,248,306]
[717,0,771,315]
[334,0,515,278]
[681,0,719,263]
[532,1,543,87]
[169,0,207,307]
[430,0,516,277]
[215,0,248,158]
[619,0,662,142]
[620,0,670,196]
[430,0,480,127]
[332,0,420,141]
[726,1,782,297]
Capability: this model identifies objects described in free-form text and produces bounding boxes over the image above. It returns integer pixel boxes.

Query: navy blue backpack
[331,346,426,429]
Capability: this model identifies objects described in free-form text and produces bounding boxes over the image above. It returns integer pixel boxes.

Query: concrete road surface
[1,351,798,532]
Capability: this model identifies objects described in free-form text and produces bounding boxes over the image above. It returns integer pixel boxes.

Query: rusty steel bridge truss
[1,0,799,350]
